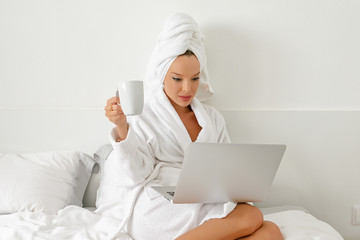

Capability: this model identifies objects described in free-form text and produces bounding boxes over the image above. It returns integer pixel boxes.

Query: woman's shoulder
[199,102,227,127]
[201,102,223,118]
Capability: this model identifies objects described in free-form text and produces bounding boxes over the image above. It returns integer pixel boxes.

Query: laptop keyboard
[167,192,175,197]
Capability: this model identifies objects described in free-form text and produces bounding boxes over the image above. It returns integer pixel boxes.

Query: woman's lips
[179,95,192,102]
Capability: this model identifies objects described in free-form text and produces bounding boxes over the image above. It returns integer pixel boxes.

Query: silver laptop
[152,143,286,204]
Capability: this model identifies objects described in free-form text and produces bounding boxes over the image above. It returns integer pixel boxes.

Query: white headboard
[0,109,110,154]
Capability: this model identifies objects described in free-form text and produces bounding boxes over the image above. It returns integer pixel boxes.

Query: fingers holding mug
[106,96,120,108]
[111,103,124,115]
[105,97,127,126]
[105,80,144,125]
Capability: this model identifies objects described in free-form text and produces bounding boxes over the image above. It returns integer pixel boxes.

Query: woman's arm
[107,123,156,187]
[105,96,129,141]
[103,97,156,187]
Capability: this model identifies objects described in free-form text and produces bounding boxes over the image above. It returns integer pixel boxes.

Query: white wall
[1,1,359,239]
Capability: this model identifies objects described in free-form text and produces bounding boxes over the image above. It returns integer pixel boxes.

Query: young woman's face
[163,54,200,110]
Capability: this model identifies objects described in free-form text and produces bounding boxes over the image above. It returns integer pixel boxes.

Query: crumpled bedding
[0,206,343,240]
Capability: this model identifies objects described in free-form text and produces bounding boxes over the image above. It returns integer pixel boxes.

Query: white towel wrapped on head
[145,12,214,101]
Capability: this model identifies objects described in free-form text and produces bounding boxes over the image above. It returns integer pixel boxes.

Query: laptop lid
[172,143,286,204]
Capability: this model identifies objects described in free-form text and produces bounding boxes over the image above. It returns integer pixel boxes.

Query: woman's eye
[172,77,182,81]
[192,77,200,81]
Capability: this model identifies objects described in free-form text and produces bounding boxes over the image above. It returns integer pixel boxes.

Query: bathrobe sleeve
[105,120,157,188]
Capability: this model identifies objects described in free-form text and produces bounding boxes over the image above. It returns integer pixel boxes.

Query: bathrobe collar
[149,88,216,153]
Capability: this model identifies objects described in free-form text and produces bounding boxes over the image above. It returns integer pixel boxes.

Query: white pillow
[0,151,95,214]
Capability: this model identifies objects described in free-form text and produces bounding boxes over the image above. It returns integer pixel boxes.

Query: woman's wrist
[116,123,129,142]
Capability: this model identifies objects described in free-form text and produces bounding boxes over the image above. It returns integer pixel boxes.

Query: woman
[100,13,283,240]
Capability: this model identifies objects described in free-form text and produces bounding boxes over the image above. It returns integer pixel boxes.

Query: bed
[0,145,344,240]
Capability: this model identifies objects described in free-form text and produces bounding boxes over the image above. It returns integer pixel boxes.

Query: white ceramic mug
[117,80,144,116]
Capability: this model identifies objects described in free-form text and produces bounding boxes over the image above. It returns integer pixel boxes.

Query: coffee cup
[117,80,144,116]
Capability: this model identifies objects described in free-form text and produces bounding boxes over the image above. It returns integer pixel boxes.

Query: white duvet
[0,206,343,240]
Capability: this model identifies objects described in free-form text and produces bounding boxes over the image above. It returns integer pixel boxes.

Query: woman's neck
[169,98,192,115]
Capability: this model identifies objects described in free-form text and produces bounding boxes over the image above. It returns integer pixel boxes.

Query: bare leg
[176,203,264,240]
[239,221,283,240]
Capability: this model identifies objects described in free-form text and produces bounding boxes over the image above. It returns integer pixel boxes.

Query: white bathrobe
[96,12,236,240]
[96,88,237,239]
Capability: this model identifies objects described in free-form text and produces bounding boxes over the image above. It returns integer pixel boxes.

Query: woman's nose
[181,79,192,92]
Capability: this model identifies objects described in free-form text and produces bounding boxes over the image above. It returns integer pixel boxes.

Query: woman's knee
[231,203,264,234]
[243,204,263,232]
[260,221,283,240]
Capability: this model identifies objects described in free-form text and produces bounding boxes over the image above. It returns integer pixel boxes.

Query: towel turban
[145,13,214,101]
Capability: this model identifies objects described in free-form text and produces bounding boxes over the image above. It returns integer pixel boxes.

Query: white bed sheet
[0,206,343,240]
[264,210,343,240]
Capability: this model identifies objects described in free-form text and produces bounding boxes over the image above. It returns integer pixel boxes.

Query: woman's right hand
[104,96,128,141]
